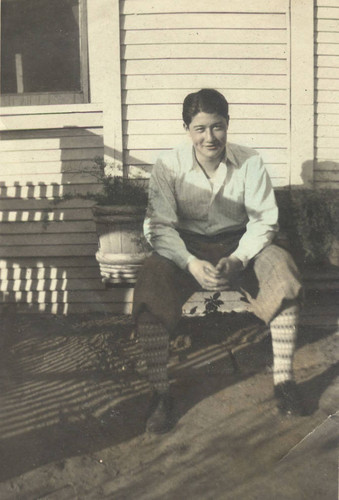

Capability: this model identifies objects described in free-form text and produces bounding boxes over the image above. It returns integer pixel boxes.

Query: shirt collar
[189,143,236,171]
[225,143,238,167]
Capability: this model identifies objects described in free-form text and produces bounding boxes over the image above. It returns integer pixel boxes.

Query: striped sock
[137,316,169,394]
[270,304,299,385]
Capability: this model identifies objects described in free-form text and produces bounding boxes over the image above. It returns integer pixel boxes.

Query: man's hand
[187,258,221,290]
[188,256,243,291]
[215,256,243,288]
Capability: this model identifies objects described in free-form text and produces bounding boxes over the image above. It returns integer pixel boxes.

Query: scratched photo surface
[0,1,338,499]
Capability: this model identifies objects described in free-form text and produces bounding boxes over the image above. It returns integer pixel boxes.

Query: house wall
[315,0,339,188]
[0,1,133,314]
[121,0,290,186]
[0,104,111,313]
[0,0,338,314]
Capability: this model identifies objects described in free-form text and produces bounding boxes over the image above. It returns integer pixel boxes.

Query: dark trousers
[133,232,302,332]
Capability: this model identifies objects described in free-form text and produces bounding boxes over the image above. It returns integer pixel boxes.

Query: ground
[0,308,338,500]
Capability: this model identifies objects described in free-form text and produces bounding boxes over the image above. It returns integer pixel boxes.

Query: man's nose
[205,128,214,141]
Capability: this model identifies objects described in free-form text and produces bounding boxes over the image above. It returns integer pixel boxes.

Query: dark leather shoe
[274,380,305,416]
[146,391,174,434]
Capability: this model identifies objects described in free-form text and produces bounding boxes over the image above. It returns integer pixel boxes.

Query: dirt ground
[0,309,338,500]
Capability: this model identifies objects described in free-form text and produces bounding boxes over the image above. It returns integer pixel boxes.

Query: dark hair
[182,89,229,127]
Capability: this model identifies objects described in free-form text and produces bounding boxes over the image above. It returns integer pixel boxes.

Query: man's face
[186,112,228,163]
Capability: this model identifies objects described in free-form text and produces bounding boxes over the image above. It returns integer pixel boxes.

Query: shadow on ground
[0,312,338,483]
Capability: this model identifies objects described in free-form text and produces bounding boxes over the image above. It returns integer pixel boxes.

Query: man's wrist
[228,254,245,270]
[186,254,197,271]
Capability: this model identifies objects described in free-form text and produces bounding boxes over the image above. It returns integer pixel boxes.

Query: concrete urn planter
[92,205,151,285]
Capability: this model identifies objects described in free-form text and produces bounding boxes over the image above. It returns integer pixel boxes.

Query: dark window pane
[1,0,81,94]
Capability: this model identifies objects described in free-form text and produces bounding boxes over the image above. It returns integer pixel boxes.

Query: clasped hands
[187,256,243,291]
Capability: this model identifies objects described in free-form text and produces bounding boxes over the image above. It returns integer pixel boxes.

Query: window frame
[0,0,89,107]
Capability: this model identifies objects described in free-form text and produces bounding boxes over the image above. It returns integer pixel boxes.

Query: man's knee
[254,244,300,279]
[134,254,178,297]
[254,244,302,304]
[133,253,195,331]
[140,253,181,281]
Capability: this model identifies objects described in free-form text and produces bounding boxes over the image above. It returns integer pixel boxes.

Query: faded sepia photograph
[0,1,338,498]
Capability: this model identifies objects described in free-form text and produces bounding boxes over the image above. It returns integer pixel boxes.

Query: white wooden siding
[3,0,339,315]
[0,105,113,313]
[315,2,339,188]
[121,0,290,187]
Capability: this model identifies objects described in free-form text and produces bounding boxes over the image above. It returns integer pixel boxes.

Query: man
[133,89,303,434]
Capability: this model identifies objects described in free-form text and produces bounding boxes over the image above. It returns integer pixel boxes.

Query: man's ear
[183,122,189,132]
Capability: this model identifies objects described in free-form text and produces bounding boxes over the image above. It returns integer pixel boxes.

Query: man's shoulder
[156,141,192,168]
[227,142,261,168]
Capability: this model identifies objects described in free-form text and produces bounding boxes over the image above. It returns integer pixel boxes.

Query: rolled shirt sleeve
[144,156,194,270]
[230,155,279,268]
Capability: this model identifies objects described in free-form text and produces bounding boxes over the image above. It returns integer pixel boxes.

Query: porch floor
[0,304,338,499]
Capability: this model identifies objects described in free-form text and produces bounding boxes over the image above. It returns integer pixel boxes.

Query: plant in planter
[79,157,151,285]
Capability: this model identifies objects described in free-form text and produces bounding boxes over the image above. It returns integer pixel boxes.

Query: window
[0,0,89,106]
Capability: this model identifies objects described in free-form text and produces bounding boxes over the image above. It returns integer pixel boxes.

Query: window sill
[0,103,104,132]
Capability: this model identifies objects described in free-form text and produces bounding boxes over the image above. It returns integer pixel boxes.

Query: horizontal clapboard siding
[0,104,104,129]
[0,257,132,314]
[121,0,290,187]
[120,1,288,14]
[315,3,339,188]
[0,105,109,313]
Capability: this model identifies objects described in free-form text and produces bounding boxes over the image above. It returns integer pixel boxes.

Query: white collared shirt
[144,141,279,269]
